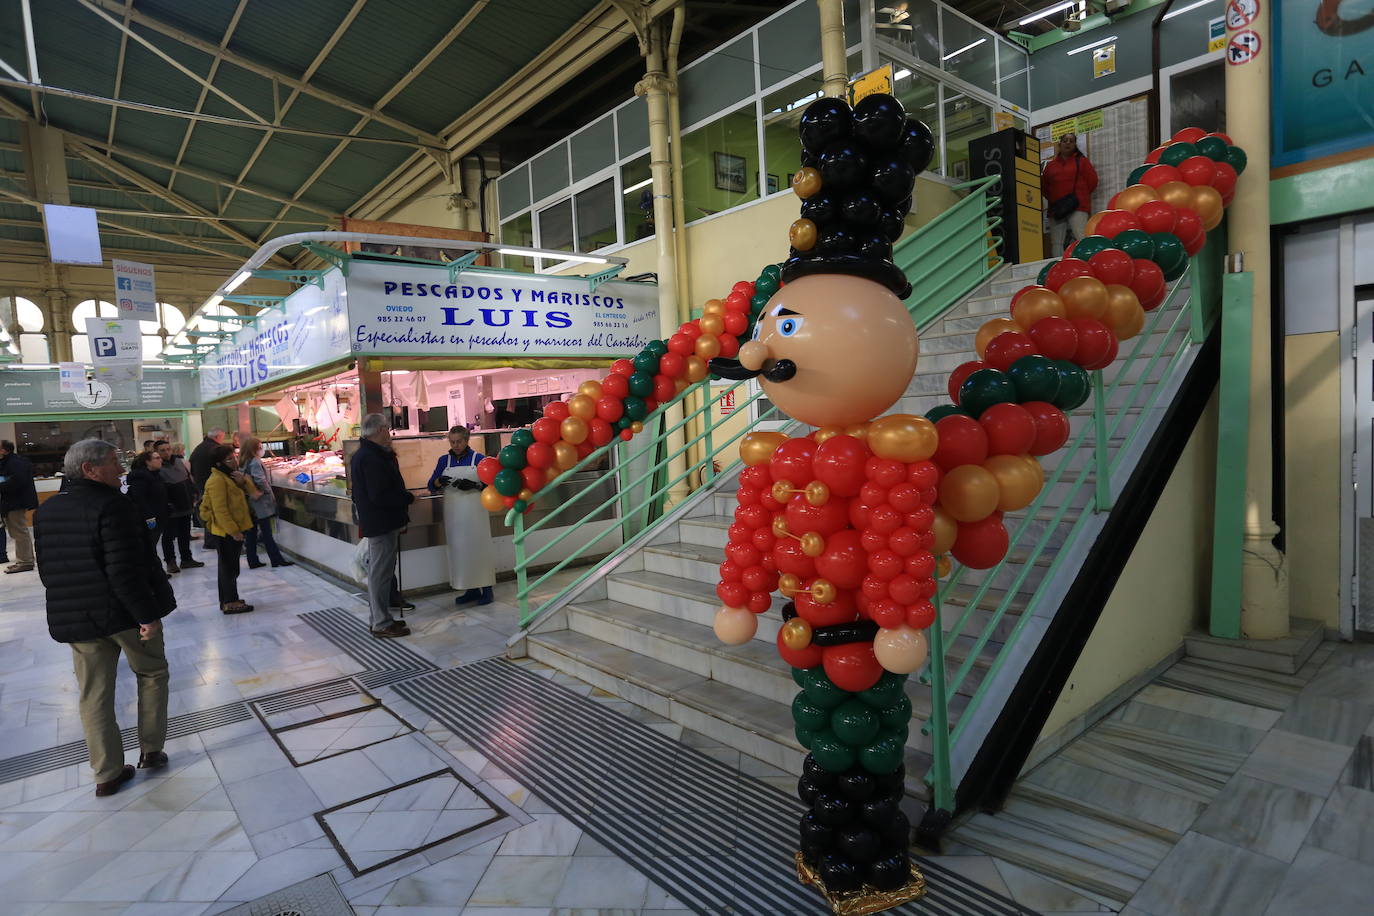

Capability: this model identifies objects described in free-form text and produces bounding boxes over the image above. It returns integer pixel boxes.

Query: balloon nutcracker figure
[710,91,938,913]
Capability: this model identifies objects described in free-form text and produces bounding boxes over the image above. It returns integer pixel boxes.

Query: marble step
[526,628,934,802]
[1182,616,1324,675]
[678,514,735,549]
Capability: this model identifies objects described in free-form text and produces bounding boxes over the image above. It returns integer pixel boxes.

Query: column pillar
[359,363,386,418]
[818,0,848,99]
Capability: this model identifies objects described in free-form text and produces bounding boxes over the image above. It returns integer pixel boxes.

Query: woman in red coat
[1041,132,1098,257]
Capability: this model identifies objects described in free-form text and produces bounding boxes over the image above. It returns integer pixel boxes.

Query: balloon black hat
[782,93,935,301]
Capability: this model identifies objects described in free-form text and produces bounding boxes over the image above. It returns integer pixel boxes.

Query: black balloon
[859,233,893,262]
[800,811,835,849]
[871,158,916,204]
[818,142,869,192]
[868,851,911,891]
[797,774,824,806]
[816,226,858,256]
[813,619,880,646]
[861,795,900,828]
[880,209,904,242]
[821,855,863,893]
[837,769,876,802]
[842,192,882,227]
[800,98,854,154]
[800,193,838,226]
[852,93,907,151]
[800,148,818,169]
[875,768,906,795]
[895,194,913,216]
[814,793,857,827]
[883,812,911,846]
[838,826,883,863]
[801,840,826,867]
[899,118,936,174]
[803,754,838,788]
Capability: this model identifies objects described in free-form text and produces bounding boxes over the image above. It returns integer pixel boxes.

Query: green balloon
[1160,142,1197,167]
[859,732,905,775]
[756,275,780,296]
[1195,136,1228,162]
[792,666,812,688]
[627,372,654,398]
[959,368,1017,418]
[830,700,880,747]
[647,339,668,356]
[793,694,831,732]
[878,694,913,732]
[802,668,850,709]
[1007,354,1062,403]
[858,671,907,708]
[498,445,526,469]
[493,468,523,497]
[1037,262,1052,286]
[1052,361,1091,411]
[795,724,816,749]
[513,499,528,513]
[810,730,858,771]
[1151,232,1189,280]
[623,396,647,421]
[1226,145,1248,175]
[1070,235,1115,261]
[633,352,660,375]
[926,403,971,423]
[615,416,632,430]
[1127,164,1151,186]
[762,263,783,280]
[1114,228,1156,261]
[510,429,534,449]
[750,292,770,311]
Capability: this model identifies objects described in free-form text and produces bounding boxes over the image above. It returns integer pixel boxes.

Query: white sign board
[58,361,85,392]
[345,261,658,359]
[84,316,142,381]
[42,203,103,265]
[112,259,157,319]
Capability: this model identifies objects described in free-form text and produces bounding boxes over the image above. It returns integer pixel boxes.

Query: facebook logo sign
[93,336,116,358]
[116,277,132,290]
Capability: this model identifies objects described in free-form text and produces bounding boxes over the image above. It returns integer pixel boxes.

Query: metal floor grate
[214,873,352,916]
[394,659,1035,916]
[300,607,437,685]
[251,676,360,716]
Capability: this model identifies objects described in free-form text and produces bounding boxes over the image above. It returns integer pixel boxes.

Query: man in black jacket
[155,439,203,573]
[34,439,177,797]
[351,413,414,638]
[0,439,38,573]
[188,427,226,495]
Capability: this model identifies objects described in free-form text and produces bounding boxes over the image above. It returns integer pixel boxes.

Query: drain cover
[215,874,353,916]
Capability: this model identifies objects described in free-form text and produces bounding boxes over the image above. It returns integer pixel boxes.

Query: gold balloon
[1083,211,1106,237]
[577,380,603,399]
[553,440,578,469]
[517,487,534,502]
[789,218,818,251]
[791,166,822,199]
[740,430,787,466]
[479,485,505,513]
[702,298,725,316]
[938,465,1000,522]
[685,354,708,382]
[1102,285,1145,340]
[985,454,1041,512]
[779,573,801,597]
[936,555,952,578]
[772,515,791,538]
[781,617,814,650]
[1157,180,1195,211]
[931,507,957,555]
[771,480,795,503]
[844,422,870,440]
[1012,288,1067,329]
[694,334,721,359]
[630,421,644,433]
[568,394,596,420]
[674,378,688,394]
[700,314,724,336]
[1016,453,1044,487]
[800,532,826,557]
[813,426,842,445]
[1192,184,1224,231]
[810,578,836,604]
[975,318,1022,359]
[560,416,589,444]
[1115,183,1159,212]
[868,414,938,462]
[1059,276,1109,320]
[873,625,929,674]
[804,481,830,506]
[545,466,559,484]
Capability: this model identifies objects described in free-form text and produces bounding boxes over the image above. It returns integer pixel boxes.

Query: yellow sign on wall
[850,64,893,105]
[994,111,1015,131]
[1050,109,1105,140]
[1093,44,1116,79]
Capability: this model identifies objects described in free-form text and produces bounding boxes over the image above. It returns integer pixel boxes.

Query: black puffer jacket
[125,467,168,525]
[34,479,175,642]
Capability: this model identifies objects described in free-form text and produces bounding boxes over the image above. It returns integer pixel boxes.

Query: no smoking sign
[1226,0,1259,30]
[1227,28,1261,65]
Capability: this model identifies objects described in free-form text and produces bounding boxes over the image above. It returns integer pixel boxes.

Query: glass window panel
[501,212,534,272]
[998,39,1030,110]
[571,115,616,183]
[941,10,996,95]
[19,333,47,363]
[142,336,163,361]
[15,297,42,331]
[71,334,91,364]
[681,105,759,222]
[72,299,115,325]
[617,98,649,159]
[891,66,941,174]
[759,2,824,92]
[875,0,939,67]
[763,77,824,198]
[530,144,570,204]
[621,154,654,243]
[537,198,574,254]
[575,179,617,252]
[158,302,185,334]
[682,35,754,127]
[498,164,530,220]
[944,94,993,182]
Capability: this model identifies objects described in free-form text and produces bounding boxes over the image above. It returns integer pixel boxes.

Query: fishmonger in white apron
[427,426,494,606]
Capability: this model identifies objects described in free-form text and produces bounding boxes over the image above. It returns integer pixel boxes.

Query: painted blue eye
[778,316,803,337]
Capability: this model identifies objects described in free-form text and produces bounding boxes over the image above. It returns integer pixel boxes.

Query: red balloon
[1140,164,1183,188]
[907,460,939,490]
[1134,200,1178,235]
[532,417,561,444]
[1089,249,1136,287]
[848,499,871,531]
[544,401,570,421]
[611,358,635,377]
[1107,191,1122,209]
[1172,126,1207,144]
[797,588,857,627]
[1210,161,1238,198]
[868,549,904,580]
[717,581,748,606]
[888,574,922,605]
[719,560,742,582]
[521,466,545,492]
[1178,155,1218,187]
[741,564,778,593]
[858,482,889,507]
[905,505,935,532]
[786,495,851,537]
[869,504,901,534]
[589,418,614,447]
[905,552,935,578]
[736,504,768,528]
[1144,144,1168,164]
[1180,228,1206,257]
[658,352,685,378]
[864,457,905,487]
[932,415,989,471]
[979,403,1037,456]
[503,496,517,509]
[814,435,870,497]
[1022,401,1070,455]
[726,542,761,568]
[525,443,554,469]
[679,322,701,339]
[774,539,817,577]
[815,529,866,590]
[653,374,675,402]
[906,600,937,630]
[477,456,501,485]
[949,360,989,404]
[1028,316,1079,361]
[777,628,823,668]
[1175,208,1204,248]
[870,599,904,629]
[752,528,776,554]
[595,396,624,423]
[1141,284,1168,311]
[771,437,817,485]
[823,642,883,692]
[723,311,749,336]
[1205,131,1233,144]
[725,291,749,311]
[740,466,770,489]
[718,334,740,359]
[983,332,1040,373]
[576,440,594,459]
[888,527,920,556]
[667,334,693,356]
[952,513,1009,569]
[1063,239,1078,259]
[619,429,633,441]
[1129,259,1166,306]
[601,374,629,399]
[1045,258,1095,292]
[1072,318,1117,370]
[1095,210,1142,238]
[888,483,922,513]
[747,591,771,613]
[1010,285,1039,309]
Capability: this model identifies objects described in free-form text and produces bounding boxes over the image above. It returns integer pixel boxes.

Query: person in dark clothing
[154,440,202,573]
[188,428,227,495]
[0,439,38,573]
[350,413,414,638]
[34,439,176,797]
[125,451,167,566]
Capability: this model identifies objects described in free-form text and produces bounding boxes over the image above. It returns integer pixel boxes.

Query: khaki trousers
[3,509,32,565]
[70,627,169,784]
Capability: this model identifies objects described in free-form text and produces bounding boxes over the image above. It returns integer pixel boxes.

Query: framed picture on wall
[767,174,780,194]
[951,159,968,181]
[714,152,746,193]
[786,172,795,188]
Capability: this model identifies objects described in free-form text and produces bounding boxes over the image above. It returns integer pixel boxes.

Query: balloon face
[752,275,918,429]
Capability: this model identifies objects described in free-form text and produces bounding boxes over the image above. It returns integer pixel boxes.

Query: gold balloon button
[789,217,818,251]
[791,166,822,199]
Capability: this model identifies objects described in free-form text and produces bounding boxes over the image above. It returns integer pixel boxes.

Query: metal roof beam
[81,0,447,147]
[168,0,249,195]
[104,0,134,150]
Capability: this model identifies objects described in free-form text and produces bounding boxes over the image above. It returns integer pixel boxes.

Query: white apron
[437,451,495,590]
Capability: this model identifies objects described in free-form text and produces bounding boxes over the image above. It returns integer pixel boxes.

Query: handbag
[1049,157,1081,221]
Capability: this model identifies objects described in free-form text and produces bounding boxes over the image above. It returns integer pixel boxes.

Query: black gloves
[451,478,481,492]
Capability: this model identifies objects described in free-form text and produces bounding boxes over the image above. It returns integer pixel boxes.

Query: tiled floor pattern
[943,644,1374,916]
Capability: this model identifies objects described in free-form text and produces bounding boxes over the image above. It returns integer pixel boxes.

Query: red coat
[1041,153,1099,214]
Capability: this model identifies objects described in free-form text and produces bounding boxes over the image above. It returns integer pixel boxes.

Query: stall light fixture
[224,271,250,293]
[942,38,986,60]
[205,294,224,309]
[1162,0,1213,19]
[1018,1,1077,25]
[497,247,610,265]
[1066,34,1117,55]
[894,68,912,80]
[623,177,653,193]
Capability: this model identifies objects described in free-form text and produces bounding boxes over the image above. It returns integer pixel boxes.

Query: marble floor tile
[1299,664,1374,704]
[0,809,114,851]
[62,850,197,902]
[1262,845,1374,916]
[925,855,1012,898]
[58,811,178,853]
[296,748,393,809]
[276,707,410,765]
[1133,684,1284,732]
[991,859,1109,913]
[204,735,291,785]
[221,766,321,836]
[465,855,574,908]
[1191,775,1325,863]
[1305,784,1374,867]
[359,732,447,784]
[1022,757,1205,835]
[1273,693,1374,747]
[1340,734,1372,791]
[129,810,250,852]
[141,850,258,902]
[1128,831,1288,916]
[214,847,343,902]
[244,813,328,858]
[496,813,583,857]
[121,776,223,813]
[1239,728,1352,796]
[380,845,493,907]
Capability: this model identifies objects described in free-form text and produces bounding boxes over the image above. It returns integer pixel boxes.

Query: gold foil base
[794,850,927,915]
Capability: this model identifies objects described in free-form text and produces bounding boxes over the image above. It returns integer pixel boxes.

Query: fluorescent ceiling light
[205,295,224,309]
[497,247,610,265]
[1066,35,1117,55]
[943,38,986,61]
[1163,0,1212,19]
[894,68,912,80]
[224,270,250,292]
[623,177,653,193]
[1019,1,1076,25]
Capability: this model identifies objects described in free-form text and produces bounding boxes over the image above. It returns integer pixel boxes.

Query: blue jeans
[244,515,285,566]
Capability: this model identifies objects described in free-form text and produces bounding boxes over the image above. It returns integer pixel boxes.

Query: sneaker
[165,561,180,575]
[4,563,34,574]
[371,620,410,638]
[94,765,136,797]
[179,558,205,569]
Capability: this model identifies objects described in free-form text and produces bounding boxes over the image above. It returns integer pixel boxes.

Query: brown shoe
[179,558,205,569]
[95,765,136,797]
[221,601,255,614]
[137,751,168,770]
[371,620,410,638]
[165,562,180,575]
[4,563,34,574]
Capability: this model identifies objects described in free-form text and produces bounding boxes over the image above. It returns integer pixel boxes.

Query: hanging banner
[84,316,142,382]
[1273,0,1374,167]
[1092,44,1117,79]
[112,259,157,319]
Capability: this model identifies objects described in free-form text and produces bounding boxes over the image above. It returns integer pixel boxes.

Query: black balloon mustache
[708,357,797,382]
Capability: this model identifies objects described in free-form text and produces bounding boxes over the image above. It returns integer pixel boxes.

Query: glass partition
[681,105,760,219]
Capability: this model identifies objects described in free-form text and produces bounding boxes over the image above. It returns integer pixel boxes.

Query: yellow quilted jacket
[201,468,254,537]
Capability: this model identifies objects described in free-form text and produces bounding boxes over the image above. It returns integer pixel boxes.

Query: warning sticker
[1226,29,1261,65]
[1226,0,1259,30]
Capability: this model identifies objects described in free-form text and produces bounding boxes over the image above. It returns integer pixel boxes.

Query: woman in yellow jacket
[199,444,257,613]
